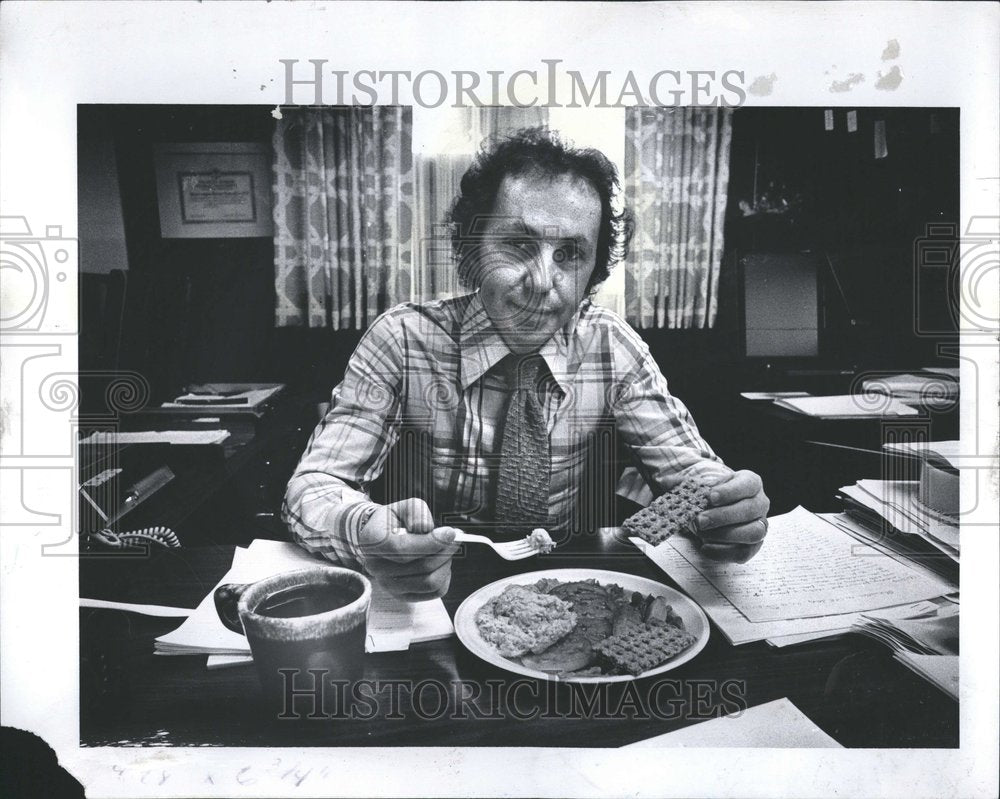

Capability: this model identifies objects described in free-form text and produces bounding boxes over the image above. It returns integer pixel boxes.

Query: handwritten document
[667,506,952,622]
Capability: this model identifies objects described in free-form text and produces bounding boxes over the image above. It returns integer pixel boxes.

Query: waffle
[595,620,697,675]
[621,475,712,545]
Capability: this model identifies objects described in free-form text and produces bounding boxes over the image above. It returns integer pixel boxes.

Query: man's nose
[526,244,560,291]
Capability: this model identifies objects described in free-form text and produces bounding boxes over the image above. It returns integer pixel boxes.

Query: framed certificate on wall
[153,142,273,238]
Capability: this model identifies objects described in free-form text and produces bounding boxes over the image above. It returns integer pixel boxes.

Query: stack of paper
[920,366,960,379]
[853,590,959,700]
[154,539,454,667]
[631,506,956,648]
[883,439,961,466]
[623,698,842,748]
[81,430,230,445]
[854,603,958,656]
[162,384,283,411]
[861,372,958,404]
[894,653,959,700]
[739,391,811,401]
[838,479,959,562]
[772,394,920,418]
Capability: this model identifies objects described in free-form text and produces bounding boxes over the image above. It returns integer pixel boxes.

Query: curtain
[272,106,414,329]
[411,106,549,302]
[413,153,468,301]
[623,107,733,329]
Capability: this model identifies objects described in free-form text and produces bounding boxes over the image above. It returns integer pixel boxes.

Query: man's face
[475,171,601,354]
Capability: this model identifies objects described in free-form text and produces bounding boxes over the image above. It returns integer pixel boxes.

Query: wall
[78,108,129,274]
[79,105,960,436]
[95,106,288,401]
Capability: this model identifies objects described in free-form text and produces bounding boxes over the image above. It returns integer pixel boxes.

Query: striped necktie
[495,354,551,534]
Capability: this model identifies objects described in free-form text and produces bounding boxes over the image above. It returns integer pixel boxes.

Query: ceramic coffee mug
[215,566,371,713]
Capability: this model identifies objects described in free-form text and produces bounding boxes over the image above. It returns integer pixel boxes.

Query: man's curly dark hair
[448,127,632,294]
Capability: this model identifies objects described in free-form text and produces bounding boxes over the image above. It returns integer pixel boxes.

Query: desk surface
[79,537,957,748]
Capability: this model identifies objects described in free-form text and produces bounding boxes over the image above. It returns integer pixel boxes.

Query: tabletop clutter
[142,446,959,716]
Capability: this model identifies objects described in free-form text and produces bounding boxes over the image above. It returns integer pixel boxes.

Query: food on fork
[526,528,555,553]
[621,474,713,546]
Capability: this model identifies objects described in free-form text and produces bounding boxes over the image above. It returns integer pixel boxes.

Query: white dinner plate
[453,568,710,683]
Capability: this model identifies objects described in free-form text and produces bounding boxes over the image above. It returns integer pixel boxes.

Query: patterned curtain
[623,107,733,329]
[413,153,468,302]
[272,107,414,329]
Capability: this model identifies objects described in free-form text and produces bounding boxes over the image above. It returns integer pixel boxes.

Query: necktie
[495,354,551,534]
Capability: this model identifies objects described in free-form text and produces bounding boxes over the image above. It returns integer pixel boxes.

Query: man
[284,128,769,600]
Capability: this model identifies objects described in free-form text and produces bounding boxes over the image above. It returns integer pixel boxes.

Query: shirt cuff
[343,501,382,568]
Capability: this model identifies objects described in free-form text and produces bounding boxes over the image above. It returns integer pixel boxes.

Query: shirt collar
[458,292,584,393]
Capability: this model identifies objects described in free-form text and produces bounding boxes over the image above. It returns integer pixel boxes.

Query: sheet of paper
[766,595,958,648]
[623,698,842,748]
[81,430,230,445]
[206,654,254,670]
[773,394,920,418]
[155,539,453,657]
[765,628,852,647]
[884,439,961,460]
[161,385,283,410]
[80,598,194,617]
[632,537,874,645]
[366,583,455,652]
[861,373,958,397]
[920,366,961,379]
[739,391,811,400]
[894,653,959,700]
[823,510,960,570]
[845,481,960,550]
[156,542,322,653]
[666,507,952,622]
[155,547,259,654]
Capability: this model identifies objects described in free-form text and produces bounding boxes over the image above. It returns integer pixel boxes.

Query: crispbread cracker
[595,620,697,675]
[622,474,712,545]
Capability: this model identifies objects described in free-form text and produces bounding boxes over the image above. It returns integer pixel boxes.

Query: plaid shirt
[283,292,720,568]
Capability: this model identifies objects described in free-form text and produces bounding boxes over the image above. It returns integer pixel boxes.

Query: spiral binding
[91,526,181,550]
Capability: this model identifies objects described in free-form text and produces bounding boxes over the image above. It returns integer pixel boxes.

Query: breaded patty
[475,585,577,658]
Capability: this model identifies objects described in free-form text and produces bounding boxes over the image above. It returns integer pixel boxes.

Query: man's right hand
[356,498,459,601]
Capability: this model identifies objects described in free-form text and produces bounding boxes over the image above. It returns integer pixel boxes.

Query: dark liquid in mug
[256,583,362,618]
[247,579,368,715]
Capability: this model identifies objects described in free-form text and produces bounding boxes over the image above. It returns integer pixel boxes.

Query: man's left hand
[694,470,770,563]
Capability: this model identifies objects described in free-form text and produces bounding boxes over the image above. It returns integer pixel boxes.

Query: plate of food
[454,569,709,683]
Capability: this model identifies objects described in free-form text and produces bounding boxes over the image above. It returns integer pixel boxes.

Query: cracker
[622,475,712,545]
[595,620,697,675]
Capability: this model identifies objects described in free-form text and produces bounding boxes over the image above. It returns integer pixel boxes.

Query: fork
[452,531,539,561]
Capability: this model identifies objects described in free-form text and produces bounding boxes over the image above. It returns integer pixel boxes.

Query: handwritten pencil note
[667,507,952,622]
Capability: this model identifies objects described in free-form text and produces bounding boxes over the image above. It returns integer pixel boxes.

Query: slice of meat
[521,629,595,673]
[612,602,643,636]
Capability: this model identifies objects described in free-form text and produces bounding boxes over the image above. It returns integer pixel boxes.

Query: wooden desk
[79,535,958,748]
[81,393,317,546]
[736,399,959,514]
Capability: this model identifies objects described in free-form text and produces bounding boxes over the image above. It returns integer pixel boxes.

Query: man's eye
[553,245,578,264]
